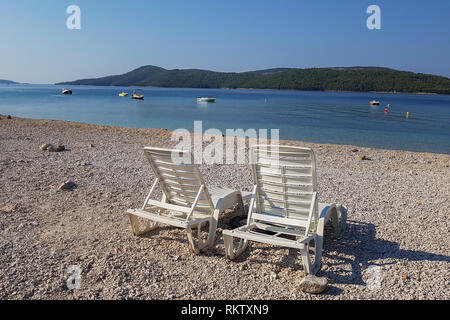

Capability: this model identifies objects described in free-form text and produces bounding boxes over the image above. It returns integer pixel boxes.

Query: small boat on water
[119,92,129,97]
[370,100,380,106]
[132,89,144,100]
[197,97,216,103]
[62,89,72,95]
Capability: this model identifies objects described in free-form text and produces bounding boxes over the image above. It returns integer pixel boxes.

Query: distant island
[57,65,450,94]
[0,79,19,84]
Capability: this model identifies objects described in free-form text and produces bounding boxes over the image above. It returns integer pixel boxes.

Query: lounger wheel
[326,205,347,239]
[337,205,347,235]
[328,208,340,239]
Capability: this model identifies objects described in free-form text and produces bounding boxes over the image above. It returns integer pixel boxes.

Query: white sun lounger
[223,145,347,275]
[127,147,249,254]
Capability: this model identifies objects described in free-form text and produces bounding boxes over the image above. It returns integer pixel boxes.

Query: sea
[0,84,449,154]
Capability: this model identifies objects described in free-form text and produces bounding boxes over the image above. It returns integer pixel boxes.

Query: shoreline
[1,116,449,300]
[1,114,448,156]
[10,82,448,96]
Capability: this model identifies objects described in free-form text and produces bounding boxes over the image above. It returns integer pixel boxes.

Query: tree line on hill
[57,65,450,94]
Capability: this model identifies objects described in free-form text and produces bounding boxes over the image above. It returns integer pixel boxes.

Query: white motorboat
[197,97,216,103]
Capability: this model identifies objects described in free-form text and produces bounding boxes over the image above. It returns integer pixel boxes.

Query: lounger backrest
[144,147,214,214]
[250,145,318,234]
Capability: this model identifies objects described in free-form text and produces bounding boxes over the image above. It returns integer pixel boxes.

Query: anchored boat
[62,88,72,95]
[119,92,129,97]
[132,89,144,100]
[197,97,216,103]
[370,100,380,106]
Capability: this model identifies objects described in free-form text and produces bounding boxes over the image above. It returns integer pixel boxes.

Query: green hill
[57,65,450,94]
[0,79,19,84]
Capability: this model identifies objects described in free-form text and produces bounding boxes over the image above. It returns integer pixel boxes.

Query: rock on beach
[298,275,328,294]
[40,144,65,152]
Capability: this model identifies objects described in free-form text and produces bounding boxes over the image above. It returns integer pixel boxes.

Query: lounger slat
[252,212,309,228]
[128,209,212,228]
[153,160,197,172]
[172,199,211,211]
[253,222,306,237]
[258,157,313,167]
[156,163,197,173]
[144,147,184,155]
[255,150,312,158]
[147,149,188,159]
[258,196,312,209]
[257,203,311,216]
[258,188,313,201]
[258,166,312,176]
[169,196,211,208]
[151,155,193,167]
[158,171,200,182]
[252,146,313,155]
[258,177,313,187]
[145,199,192,214]
[257,170,313,179]
[224,226,307,249]
[257,181,314,193]
[167,191,210,203]
[258,174,313,185]
[160,179,201,192]
[166,184,203,194]
[258,162,312,170]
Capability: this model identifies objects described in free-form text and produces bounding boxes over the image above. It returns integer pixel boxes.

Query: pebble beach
[0,115,449,300]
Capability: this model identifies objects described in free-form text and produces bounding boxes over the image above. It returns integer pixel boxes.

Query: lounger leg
[300,235,321,275]
[186,226,200,255]
[185,218,217,254]
[128,213,160,236]
[203,209,220,248]
[223,234,248,260]
[300,247,312,275]
[223,233,234,259]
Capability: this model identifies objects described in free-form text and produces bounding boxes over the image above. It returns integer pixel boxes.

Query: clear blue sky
[1,0,449,83]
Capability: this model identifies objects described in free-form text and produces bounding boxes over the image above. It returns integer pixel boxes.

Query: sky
[1,0,449,84]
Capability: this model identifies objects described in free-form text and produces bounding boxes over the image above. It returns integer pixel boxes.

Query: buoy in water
[406,112,410,119]
[384,108,388,113]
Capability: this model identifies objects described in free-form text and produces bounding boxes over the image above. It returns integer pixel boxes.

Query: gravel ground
[0,115,449,300]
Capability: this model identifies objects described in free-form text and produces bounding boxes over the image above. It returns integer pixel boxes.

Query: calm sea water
[0,84,449,154]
